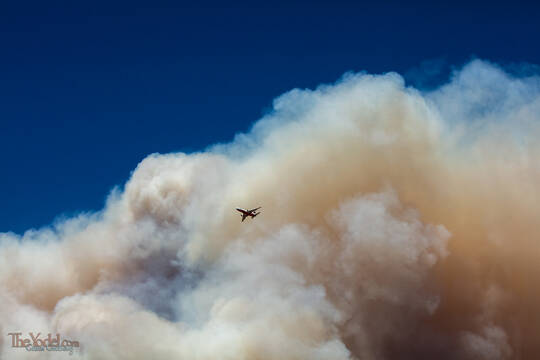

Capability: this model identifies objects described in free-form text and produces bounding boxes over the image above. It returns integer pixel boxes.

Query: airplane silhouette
[235,207,261,222]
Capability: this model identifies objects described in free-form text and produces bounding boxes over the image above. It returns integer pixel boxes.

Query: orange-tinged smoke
[1,60,540,359]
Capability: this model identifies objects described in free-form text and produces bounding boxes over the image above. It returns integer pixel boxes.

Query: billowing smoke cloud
[1,59,540,359]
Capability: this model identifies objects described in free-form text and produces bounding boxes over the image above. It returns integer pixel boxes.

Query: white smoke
[1,59,540,359]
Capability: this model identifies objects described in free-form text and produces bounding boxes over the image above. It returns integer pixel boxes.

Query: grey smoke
[1,59,540,359]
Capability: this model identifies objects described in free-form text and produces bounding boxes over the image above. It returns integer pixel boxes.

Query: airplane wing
[248,207,261,212]
[241,213,248,222]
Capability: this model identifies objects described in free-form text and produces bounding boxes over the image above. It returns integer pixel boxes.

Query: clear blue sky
[1,0,539,233]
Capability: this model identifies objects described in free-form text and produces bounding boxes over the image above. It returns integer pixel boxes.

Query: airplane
[236,207,261,222]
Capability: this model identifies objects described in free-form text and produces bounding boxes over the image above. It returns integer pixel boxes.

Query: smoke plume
[1,59,540,359]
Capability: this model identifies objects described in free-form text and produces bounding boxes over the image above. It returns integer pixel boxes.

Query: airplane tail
[252,212,260,218]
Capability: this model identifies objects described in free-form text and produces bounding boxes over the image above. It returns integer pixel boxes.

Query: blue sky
[1,0,539,233]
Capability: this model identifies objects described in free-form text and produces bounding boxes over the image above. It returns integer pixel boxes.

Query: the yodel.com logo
[7,332,80,355]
